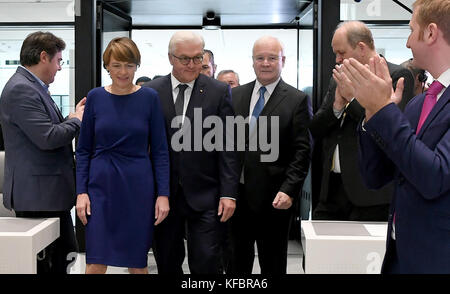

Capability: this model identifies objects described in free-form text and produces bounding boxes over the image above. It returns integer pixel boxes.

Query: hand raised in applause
[339,56,404,120]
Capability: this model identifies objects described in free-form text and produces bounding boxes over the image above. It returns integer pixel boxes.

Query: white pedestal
[0,217,60,274]
[301,221,387,274]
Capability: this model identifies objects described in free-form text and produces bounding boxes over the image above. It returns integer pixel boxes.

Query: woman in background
[76,37,170,274]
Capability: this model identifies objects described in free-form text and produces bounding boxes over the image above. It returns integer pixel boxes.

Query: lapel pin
[200,89,204,93]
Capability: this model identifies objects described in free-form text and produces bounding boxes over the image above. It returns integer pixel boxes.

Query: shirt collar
[436,68,450,89]
[171,73,196,91]
[19,65,49,92]
[255,77,281,96]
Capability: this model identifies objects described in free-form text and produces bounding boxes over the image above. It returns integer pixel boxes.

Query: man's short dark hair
[136,76,151,85]
[20,31,66,66]
[203,49,215,65]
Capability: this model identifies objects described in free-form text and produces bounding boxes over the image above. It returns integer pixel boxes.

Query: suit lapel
[409,93,425,130]
[259,79,288,117]
[185,75,206,122]
[17,67,63,122]
[45,92,64,122]
[417,86,450,137]
[246,79,287,140]
[236,82,255,118]
[233,82,254,142]
[159,74,177,122]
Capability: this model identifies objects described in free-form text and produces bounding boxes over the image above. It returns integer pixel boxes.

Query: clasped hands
[332,55,405,121]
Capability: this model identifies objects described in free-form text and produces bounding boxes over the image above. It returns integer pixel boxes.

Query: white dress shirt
[240,77,281,184]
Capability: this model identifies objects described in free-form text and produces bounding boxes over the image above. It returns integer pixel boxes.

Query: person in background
[216,68,242,274]
[401,58,428,96]
[136,76,151,86]
[337,0,450,273]
[144,31,239,274]
[201,49,217,78]
[0,31,85,273]
[152,75,164,80]
[309,21,415,222]
[217,70,240,88]
[230,36,312,274]
[76,37,170,274]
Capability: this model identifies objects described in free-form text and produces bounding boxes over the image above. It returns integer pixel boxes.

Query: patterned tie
[416,80,444,134]
[250,86,266,132]
[175,84,188,117]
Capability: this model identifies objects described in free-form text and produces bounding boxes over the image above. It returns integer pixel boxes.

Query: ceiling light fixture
[202,11,221,30]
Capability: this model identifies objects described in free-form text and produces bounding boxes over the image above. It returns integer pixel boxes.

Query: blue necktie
[250,86,266,132]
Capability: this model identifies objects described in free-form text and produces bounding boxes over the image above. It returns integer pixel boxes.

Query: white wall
[132,29,299,88]
[341,0,414,21]
[0,0,74,23]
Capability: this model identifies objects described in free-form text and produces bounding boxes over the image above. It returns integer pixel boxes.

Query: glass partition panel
[0,26,75,117]
[132,29,298,88]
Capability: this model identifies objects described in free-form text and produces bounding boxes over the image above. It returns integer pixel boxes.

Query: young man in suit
[229,36,312,274]
[144,31,239,274]
[337,0,450,273]
[0,31,85,273]
[310,21,415,221]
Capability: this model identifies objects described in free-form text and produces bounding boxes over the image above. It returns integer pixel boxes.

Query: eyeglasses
[171,54,203,65]
[253,55,282,63]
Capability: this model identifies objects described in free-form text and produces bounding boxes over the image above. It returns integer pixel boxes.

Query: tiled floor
[69,240,304,274]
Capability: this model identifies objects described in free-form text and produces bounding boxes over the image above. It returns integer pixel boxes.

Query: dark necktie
[175,84,188,117]
[250,86,266,132]
[416,80,444,134]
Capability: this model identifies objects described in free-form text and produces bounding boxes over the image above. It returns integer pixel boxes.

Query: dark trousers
[152,186,220,274]
[15,210,78,274]
[382,239,401,274]
[313,172,390,221]
[218,221,233,274]
[229,187,292,275]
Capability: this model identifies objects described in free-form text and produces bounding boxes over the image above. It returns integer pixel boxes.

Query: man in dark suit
[144,31,239,274]
[0,31,85,273]
[337,0,450,273]
[310,21,415,221]
[229,36,312,274]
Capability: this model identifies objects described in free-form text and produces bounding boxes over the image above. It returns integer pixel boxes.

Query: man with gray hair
[230,36,312,274]
[217,70,240,88]
[143,31,239,274]
[309,21,414,221]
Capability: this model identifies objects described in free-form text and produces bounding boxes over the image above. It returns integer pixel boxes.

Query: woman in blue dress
[75,37,170,274]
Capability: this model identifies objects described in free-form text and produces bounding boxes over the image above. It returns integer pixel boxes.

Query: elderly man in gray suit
[0,31,85,274]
